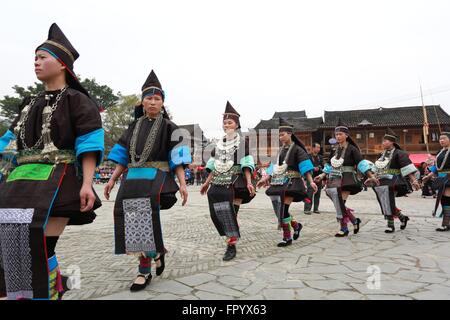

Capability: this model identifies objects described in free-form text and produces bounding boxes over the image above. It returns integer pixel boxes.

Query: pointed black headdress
[334,117,350,134]
[279,117,294,134]
[334,118,360,150]
[383,127,402,149]
[36,23,91,99]
[383,127,398,142]
[141,70,165,101]
[441,126,450,138]
[278,118,307,152]
[135,70,169,120]
[223,101,241,129]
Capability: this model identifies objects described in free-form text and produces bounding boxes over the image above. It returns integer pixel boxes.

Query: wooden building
[319,105,450,161]
[252,111,323,164]
[251,105,450,165]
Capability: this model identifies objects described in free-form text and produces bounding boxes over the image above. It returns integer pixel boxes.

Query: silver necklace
[129,114,163,168]
[331,144,347,169]
[375,148,395,171]
[273,143,294,175]
[214,134,240,173]
[14,86,67,152]
[436,148,450,171]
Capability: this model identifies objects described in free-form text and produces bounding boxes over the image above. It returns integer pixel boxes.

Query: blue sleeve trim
[240,155,255,173]
[323,163,332,174]
[299,159,314,176]
[48,255,58,272]
[75,128,105,166]
[266,163,274,176]
[169,145,192,171]
[430,165,438,174]
[107,143,128,167]
[126,168,157,180]
[357,159,374,175]
[400,163,418,177]
[206,158,215,172]
[0,130,16,153]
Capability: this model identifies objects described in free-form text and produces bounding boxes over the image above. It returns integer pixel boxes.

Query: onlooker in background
[196,167,202,186]
[185,167,193,185]
[304,142,324,214]
[420,161,436,198]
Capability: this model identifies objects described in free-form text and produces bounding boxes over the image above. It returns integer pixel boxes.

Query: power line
[353,85,450,109]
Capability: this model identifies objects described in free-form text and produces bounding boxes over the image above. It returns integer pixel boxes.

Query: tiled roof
[178,124,208,141]
[254,117,323,132]
[272,111,307,119]
[320,105,450,128]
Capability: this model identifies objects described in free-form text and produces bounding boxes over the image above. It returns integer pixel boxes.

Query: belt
[211,165,241,185]
[16,149,76,165]
[284,170,301,179]
[341,166,356,173]
[377,168,401,176]
[129,161,170,172]
[270,170,302,185]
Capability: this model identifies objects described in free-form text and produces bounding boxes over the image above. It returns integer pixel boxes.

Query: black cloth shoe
[58,275,71,300]
[155,254,165,276]
[304,211,312,215]
[223,245,237,261]
[335,230,349,237]
[400,216,409,230]
[130,274,152,292]
[277,239,293,247]
[61,275,71,292]
[385,226,395,233]
[353,218,361,234]
[314,210,320,214]
[436,226,450,232]
[293,223,303,240]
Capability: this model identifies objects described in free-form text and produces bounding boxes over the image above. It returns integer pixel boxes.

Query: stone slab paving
[55,184,450,300]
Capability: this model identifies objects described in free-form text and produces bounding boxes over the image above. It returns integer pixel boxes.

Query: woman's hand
[80,183,96,212]
[179,184,188,206]
[314,174,324,184]
[422,173,433,184]
[104,179,115,200]
[247,183,256,196]
[411,179,421,191]
[364,176,380,187]
[256,177,269,189]
[309,181,318,194]
[200,183,209,195]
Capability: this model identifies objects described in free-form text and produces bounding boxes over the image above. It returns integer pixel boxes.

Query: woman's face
[34,50,65,82]
[279,131,292,145]
[382,139,394,150]
[439,134,450,147]
[335,132,347,144]
[142,94,163,117]
[223,119,237,134]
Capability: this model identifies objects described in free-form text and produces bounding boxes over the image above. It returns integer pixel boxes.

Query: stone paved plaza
[56,184,450,300]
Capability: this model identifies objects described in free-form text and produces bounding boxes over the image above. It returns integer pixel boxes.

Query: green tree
[103,94,140,153]
[0,78,118,124]
[80,78,119,111]
[0,82,45,124]
[0,121,8,136]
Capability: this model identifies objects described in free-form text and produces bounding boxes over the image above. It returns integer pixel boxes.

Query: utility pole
[421,85,430,154]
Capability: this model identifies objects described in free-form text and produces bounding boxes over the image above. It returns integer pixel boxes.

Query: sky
[1,0,450,138]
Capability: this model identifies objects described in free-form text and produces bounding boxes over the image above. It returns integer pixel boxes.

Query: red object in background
[409,153,435,167]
